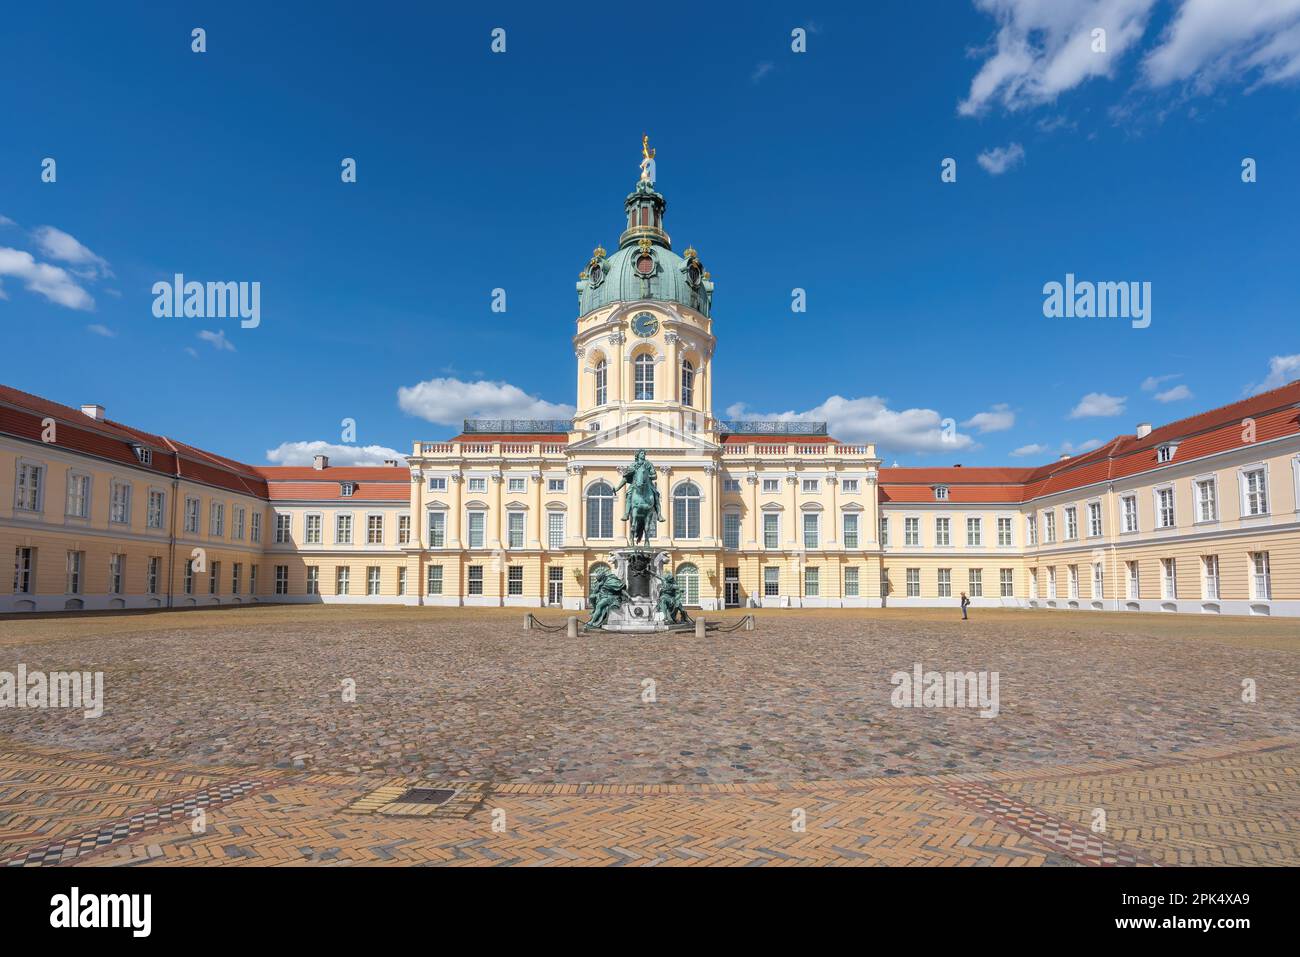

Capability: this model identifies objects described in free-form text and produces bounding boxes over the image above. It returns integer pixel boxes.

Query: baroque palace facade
[3,158,1300,616]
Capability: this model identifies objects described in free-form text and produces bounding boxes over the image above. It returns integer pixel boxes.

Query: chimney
[80,404,105,421]
[952,464,962,468]
[1135,423,1152,439]
[313,454,329,470]
[383,459,398,467]
[1059,454,1071,461]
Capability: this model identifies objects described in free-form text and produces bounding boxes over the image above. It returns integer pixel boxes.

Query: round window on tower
[636,254,654,275]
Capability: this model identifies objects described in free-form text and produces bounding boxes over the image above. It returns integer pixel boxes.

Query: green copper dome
[576,178,714,318]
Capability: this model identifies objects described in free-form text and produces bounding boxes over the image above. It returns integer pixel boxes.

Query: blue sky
[3,0,1299,467]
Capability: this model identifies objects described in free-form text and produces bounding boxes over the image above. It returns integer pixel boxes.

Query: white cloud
[1061,437,1104,453]
[1143,0,1300,91]
[1153,383,1192,402]
[962,402,1016,432]
[0,247,95,310]
[266,440,407,467]
[86,323,115,338]
[751,61,774,83]
[976,142,1026,174]
[184,347,199,358]
[959,0,1157,115]
[0,215,16,227]
[197,329,236,352]
[397,377,575,427]
[1010,442,1051,457]
[1245,353,1300,394]
[1069,391,1127,417]
[31,226,112,279]
[1140,372,1180,391]
[725,395,976,454]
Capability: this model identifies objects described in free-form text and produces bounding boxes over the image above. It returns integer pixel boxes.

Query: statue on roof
[639,134,656,184]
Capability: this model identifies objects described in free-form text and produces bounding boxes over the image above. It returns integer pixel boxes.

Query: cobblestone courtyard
[1,607,1297,866]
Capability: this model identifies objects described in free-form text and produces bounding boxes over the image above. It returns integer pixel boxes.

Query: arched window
[680,359,694,406]
[594,359,607,406]
[586,481,614,539]
[676,563,700,606]
[634,353,655,401]
[673,481,701,539]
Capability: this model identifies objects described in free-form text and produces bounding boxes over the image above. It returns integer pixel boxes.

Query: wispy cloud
[751,61,775,83]
[1153,383,1192,402]
[32,225,113,279]
[1069,391,1126,418]
[1010,442,1051,457]
[1143,0,1300,92]
[962,403,1016,432]
[1245,353,1300,395]
[86,323,116,338]
[197,329,236,352]
[1140,372,1181,391]
[0,247,95,310]
[976,142,1025,174]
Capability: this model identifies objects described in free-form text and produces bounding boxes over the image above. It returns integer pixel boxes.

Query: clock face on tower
[631,311,658,338]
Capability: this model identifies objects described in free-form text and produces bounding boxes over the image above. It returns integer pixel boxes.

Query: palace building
[3,152,1299,616]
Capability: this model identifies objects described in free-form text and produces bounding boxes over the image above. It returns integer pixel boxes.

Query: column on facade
[702,464,718,544]
[529,469,543,547]
[575,346,586,412]
[490,471,503,547]
[665,331,680,409]
[746,471,759,544]
[785,472,798,546]
[608,330,625,424]
[827,474,839,545]
[411,469,425,548]
[657,466,672,545]
[449,473,463,547]
[565,465,583,546]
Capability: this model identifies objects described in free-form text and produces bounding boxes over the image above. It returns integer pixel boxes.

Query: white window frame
[802,512,820,550]
[547,511,565,550]
[467,510,487,549]
[1086,501,1102,538]
[14,459,46,513]
[997,516,1013,547]
[1194,476,1218,524]
[1238,465,1269,518]
[842,512,859,549]
[507,510,525,549]
[66,471,91,519]
[1202,554,1219,601]
[1154,485,1175,529]
[966,517,982,547]
[366,512,385,545]
[1121,495,1138,534]
[427,510,447,547]
[304,512,323,545]
[904,516,920,547]
[763,512,780,549]
[335,512,353,545]
[933,516,950,547]
[1063,506,1078,541]
[110,480,132,526]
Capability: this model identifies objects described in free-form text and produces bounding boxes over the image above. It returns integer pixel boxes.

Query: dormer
[131,444,153,466]
[339,481,356,497]
[933,485,949,501]
[1155,442,1178,464]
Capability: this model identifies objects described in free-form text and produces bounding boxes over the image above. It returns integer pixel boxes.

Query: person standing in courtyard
[960,592,970,621]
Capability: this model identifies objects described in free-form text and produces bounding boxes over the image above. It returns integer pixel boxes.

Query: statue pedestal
[602,548,671,632]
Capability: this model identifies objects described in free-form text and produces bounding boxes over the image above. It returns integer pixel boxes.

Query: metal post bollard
[566,616,578,638]
[694,617,705,638]
[524,614,533,631]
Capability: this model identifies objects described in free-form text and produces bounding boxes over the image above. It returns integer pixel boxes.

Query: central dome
[576,177,714,318]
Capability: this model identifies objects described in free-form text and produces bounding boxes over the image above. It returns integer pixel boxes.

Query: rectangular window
[968,568,983,598]
[275,565,289,594]
[937,568,951,597]
[762,478,779,493]
[723,512,741,550]
[997,517,1013,546]
[110,481,132,525]
[723,479,741,493]
[1000,568,1014,598]
[1202,555,1219,600]
[397,567,407,595]
[468,512,486,549]
[147,556,160,594]
[1250,552,1271,600]
[184,560,195,595]
[275,513,292,543]
[1047,567,1057,599]
[233,506,246,540]
[1127,561,1140,600]
[804,566,819,596]
[232,563,242,595]
[1087,502,1102,537]
[966,517,982,547]
[250,565,258,595]
[250,511,261,544]
[66,550,83,594]
[904,517,919,546]
[367,514,384,545]
[508,565,523,595]
[841,479,858,494]
[547,512,565,550]
[66,473,90,518]
[468,477,487,494]
[1068,564,1079,599]
[428,477,447,492]
[1064,506,1078,540]
[763,513,779,549]
[1242,468,1269,516]
[426,565,443,595]
[842,513,859,549]
[508,477,527,493]
[1026,515,1037,546]
[801,478,819,494]
[336,566,351,595]
[428,511,446,547]
[547,477,566,493]
[1044,511,1056,543]
[1156,487,1175,529]
[209,561,220,595]
[1162,558,1177,599]
[1195,479,1217,522]
[367,566,381,595]
[398,515,411,545]
[467,565,483,595]
[879,517,889,546]
[803,513,819,549]
[1092,562,1103,599]
[507,511,525,548]
[1029,567,1038,598]
[185,497,201,534]
[905,568,920,597]
[210,502,224,537]
[336,513,353,544]
[763,566,780,597]
[305,513,322,544]
[15,462,44,512]
[307,566,319,595]
[1122,495,1138,533]
[108,553,124,594]
[844,566,859,597]
[935,516,951,547]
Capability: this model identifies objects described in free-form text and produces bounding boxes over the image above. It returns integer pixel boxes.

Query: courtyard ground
[1,606,1296,866]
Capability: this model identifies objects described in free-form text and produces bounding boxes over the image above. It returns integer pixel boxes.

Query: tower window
[681,359,694,406]
[594,359,607,406]
[634,353,655,400]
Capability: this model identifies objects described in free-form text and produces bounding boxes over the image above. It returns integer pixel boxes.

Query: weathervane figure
[639,134,656,184]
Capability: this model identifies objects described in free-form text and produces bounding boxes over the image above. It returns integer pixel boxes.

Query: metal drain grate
[395,787,457,806]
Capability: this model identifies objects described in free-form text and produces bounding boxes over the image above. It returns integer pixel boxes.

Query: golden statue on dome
[639,134,656,184]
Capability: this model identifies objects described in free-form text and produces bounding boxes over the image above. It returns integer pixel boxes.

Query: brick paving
[0,607,1296,865]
